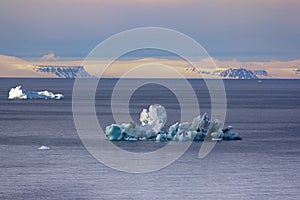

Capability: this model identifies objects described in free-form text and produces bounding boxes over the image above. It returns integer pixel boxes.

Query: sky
[0,0,300,61]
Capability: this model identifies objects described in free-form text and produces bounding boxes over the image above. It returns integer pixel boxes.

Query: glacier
[8,86,64,100]
[105,104,241,142]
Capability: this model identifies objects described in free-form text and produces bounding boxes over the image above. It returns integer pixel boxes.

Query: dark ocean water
[0,78,299,200]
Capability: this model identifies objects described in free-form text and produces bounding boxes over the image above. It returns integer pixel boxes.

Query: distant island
[1,54,299,79]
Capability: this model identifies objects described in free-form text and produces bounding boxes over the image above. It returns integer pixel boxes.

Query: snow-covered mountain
[212,68,258,79]
[33,65,95,78]
[197,68,271,79]
[253,70,271,77]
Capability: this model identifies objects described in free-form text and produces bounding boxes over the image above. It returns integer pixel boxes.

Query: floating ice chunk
[167,122,179,139]
[105,124,123,141]
[8,86,27,99]
[120,123,157,139]
[221,126,241,140]
[139,125,159,138]
[37,90,64,99]
[173,122,191,141]
[186,131,196,141]
[38,145,50,150]
[139,105,167,131]
[222,125,233,133]
[156,133,168,141]
[8,86,64,100]
[105,104,241,142]
[147,104,167,133]
[193,131,206,141]
[190,115,201,130]
[112,105,167,140]
[120,123,138,137]
[139,109,149,126]
[178,133,187,142]
[207,120,223,139]
[177,122,191,135]
[198,113,210,132]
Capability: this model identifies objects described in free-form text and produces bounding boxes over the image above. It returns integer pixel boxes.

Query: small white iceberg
[8,86,64,100]
[38,145,50,150]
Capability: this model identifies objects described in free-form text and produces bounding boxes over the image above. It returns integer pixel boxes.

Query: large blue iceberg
[105,104,241,142]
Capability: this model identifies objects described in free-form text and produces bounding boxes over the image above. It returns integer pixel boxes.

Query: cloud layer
[0,0,299,60]
[41,52,60,61]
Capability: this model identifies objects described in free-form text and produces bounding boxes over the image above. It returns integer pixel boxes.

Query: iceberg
[105,124,123,141]
[106,105,167,141]
[38,145,50,150]
[139,104,167,133]
[105,104,241,141]
[8,86,64,100]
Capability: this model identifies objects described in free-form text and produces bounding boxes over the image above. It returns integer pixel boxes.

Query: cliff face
[33,66,95,78]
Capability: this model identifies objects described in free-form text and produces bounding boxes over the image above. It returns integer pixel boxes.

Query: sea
[0,78,299,200]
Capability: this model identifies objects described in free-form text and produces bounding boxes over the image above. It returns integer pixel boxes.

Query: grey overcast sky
[0,0,299,60]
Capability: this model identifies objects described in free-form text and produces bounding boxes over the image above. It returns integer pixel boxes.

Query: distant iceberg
[105,104,241,142]
[38,145,50,150]
[8,86,64,100]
